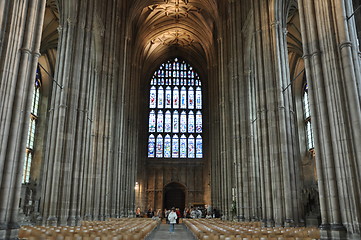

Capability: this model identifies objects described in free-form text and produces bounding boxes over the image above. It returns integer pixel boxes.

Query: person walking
[168,207,177,233]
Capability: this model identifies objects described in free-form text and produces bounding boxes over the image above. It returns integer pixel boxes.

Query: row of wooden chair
[183,219,321,240]
[19,218,159,240]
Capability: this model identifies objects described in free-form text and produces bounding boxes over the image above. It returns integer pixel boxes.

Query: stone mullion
[0,0,45,238]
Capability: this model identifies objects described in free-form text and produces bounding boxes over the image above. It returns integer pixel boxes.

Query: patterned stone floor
[148,223,196,240]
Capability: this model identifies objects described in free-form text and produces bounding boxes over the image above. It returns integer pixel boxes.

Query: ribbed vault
[130,0,218,68]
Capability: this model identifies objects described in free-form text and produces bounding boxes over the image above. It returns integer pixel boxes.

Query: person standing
[168,207,177,233]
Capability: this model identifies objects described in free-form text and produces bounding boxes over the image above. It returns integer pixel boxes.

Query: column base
[0,223,20,240]
[46,216,58,226]
[284,218,295,227]
[320,224,348,240]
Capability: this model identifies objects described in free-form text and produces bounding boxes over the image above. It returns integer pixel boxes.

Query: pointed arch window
[303,81,314,150]
[149,110,156,132]
[196,135,203,158]
[164,135,171,158]
[23,66,42,183]
[157,110,164,132]
[188,135,195,158]
[150,86,157,108]
[147,58,203,160]
[148,135,155,157]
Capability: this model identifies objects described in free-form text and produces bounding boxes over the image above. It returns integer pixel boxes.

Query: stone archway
[163,182,186,213]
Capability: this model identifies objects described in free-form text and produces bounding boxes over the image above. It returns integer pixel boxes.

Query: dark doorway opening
[163,182,186,213]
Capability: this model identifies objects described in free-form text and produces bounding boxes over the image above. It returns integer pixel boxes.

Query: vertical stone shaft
[299,0,361,235]
[0,0,46,238]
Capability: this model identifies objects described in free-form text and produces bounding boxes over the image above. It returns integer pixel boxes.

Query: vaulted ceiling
[131,0,218,63]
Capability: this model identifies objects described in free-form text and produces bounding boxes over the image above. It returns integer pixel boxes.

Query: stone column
[40,0,98,226]
[299,0,361,237]
[0,0,46,238]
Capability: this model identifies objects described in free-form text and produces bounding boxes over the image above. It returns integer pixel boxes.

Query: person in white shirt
[168,207,178,233]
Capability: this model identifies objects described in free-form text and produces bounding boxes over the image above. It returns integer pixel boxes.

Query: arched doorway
[163,182,186,213]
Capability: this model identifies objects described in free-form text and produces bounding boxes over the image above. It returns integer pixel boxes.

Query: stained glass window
[23,65,42,183]
[165,87,172,108]
[149,110,156,132]
[196,111,202,133]
[188,135,195,158]
[150,86,157,108]
[173,110,179,133]
[180,111,187,133]
[164,135,171,158]
[181,87,187,109]
[196,135,203,158]
[165,111,172,132]
[188,111,195,133]
[148,135,155,157]
[196,87,202,109]
[158,87,164,108]
[157,110,164,132]
[188,87,194,109]
[172,135,179,158]
[156,135,163,157]
[180,135,187,158]
[148,58,203,159]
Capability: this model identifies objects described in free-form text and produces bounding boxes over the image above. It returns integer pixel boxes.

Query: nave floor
[148,223,196,240]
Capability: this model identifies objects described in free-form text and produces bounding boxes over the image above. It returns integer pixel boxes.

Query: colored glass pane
[188,87,194,109]
[173,87,179,108]
[196,111,202,133]
[188,135,195,158]
[173,111,179,133]
[158,87,164,108]
[164,135,171,158]
[180,111,187,133]
[150,86,157,108]
[172,135,179,158]
[156,135,163,158]
[148,135,155,157]
[157,111,164,132]
[180,135,187,158]
[181,87,187,108]
[188,111,195,133]
[149,111,156,132]
[196,87,202,109]
[196,135,202,158]
[165,87,172,108]
[165,111,171,132]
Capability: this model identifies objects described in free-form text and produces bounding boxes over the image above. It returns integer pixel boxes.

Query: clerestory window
[23,66,42,183]
[302,81,314,151]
